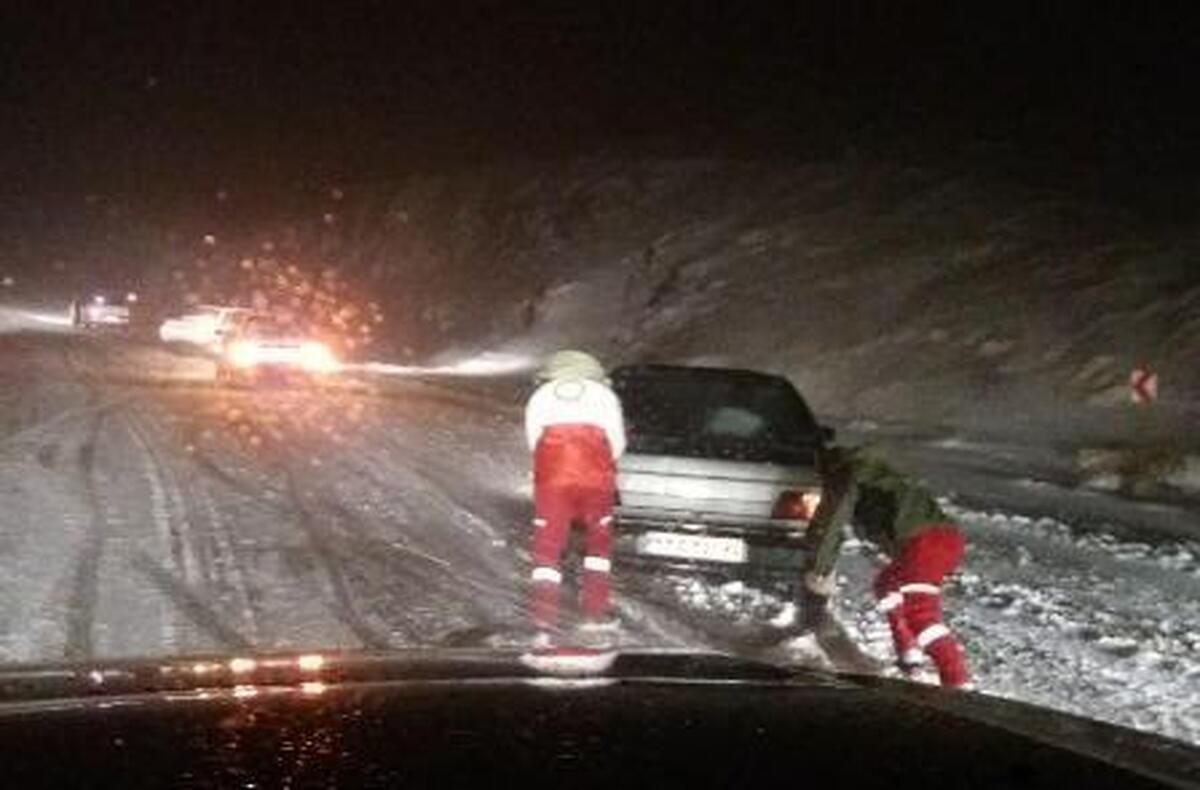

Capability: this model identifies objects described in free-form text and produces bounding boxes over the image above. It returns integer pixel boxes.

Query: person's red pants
[530,484,614,630]
[873,524,970,687]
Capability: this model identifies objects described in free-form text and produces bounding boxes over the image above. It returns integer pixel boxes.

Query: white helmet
[539,349,607,383]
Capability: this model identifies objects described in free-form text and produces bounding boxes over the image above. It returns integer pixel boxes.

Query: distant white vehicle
[217,314,339,385]
[71,292,139,329]
[158,305,253,350]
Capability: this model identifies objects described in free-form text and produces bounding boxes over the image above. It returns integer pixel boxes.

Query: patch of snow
[767,633,834,671]
[1166,455,1200,494]
[660,501,1200,747]
[769,602,797,628]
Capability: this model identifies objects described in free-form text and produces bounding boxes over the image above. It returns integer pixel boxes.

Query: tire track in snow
[62,408,107,661]
[147,392,389,650]
[286,474,504,644]
[330,454,528,610]
[120,409,256,652]
[0,337,126,453]
[186,432,512,645]
[216,395,530,644]
[130,553,253,651]
[281,467,392,649]
[60,342,116,660]
[299,424,537,635]
[142,395,379,652]
[318,496,519,637]
[58,343,255,655]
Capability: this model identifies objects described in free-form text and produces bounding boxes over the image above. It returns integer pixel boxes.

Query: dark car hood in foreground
[0,650,1195,788]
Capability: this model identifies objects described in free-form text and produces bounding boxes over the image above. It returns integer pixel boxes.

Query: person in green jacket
[801,445,971,688]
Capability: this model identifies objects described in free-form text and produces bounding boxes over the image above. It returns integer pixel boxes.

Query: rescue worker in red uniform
[801,446,972,688]
[524,350,626,642]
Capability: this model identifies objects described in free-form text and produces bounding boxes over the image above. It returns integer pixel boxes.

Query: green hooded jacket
[803,446,946,578]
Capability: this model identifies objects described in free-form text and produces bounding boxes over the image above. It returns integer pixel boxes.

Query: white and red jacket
[525,378,626,490]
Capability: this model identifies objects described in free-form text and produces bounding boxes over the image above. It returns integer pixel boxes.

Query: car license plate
[636,531,748,564]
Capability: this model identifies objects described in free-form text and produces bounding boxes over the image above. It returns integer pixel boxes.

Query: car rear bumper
[614,511,809,576]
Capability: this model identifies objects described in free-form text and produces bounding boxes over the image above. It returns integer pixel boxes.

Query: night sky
[2,4,1199,263]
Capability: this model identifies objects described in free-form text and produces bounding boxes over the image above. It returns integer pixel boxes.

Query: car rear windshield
[612,369,821,464]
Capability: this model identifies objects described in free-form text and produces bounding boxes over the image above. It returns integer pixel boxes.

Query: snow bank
[654,499,1200,746]
[1076,446,1200,498]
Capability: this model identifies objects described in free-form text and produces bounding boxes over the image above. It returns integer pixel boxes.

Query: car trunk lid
[617,453,819,520]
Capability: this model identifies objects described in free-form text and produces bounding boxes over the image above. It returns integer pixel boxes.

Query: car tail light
[773,490,822,521]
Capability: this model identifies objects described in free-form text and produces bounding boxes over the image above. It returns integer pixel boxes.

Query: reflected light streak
[297,654,326,672]
[0,306,74,332]
[355,351,535,379]
[229,657,257,674]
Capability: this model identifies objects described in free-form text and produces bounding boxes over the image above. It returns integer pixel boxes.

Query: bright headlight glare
[228,342,258,368]
[300,342,337,372]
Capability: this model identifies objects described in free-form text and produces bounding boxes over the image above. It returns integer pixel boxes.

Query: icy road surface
[0,331,1197,748]
[0,332,698,661]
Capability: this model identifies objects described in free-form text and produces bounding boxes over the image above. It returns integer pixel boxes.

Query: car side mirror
[819,425,836,444]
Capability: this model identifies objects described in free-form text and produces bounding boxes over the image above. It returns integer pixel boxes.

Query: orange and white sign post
[1130,367,1158,405]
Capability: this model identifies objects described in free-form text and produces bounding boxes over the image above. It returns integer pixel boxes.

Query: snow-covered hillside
[357,158,1196,439]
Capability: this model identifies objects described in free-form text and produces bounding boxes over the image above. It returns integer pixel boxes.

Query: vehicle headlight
[227,341,259,368]
[300,342,338,372]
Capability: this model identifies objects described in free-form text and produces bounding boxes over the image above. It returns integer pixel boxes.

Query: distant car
[71,291,139,329]
[216,314,339,385]
[158,305,253,350]
[610,364,831,580]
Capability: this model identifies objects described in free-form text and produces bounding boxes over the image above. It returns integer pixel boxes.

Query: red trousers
[530,483,615,629]
[873,525,970,687]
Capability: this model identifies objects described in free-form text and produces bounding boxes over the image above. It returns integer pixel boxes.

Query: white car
[72,292,138,328]
[217,315,339,384]
[610,364,828,580]
[158,306,253,350]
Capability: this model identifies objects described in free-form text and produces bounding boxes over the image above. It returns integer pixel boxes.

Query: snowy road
[0,332,700,663]
[1,330,1198,748]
